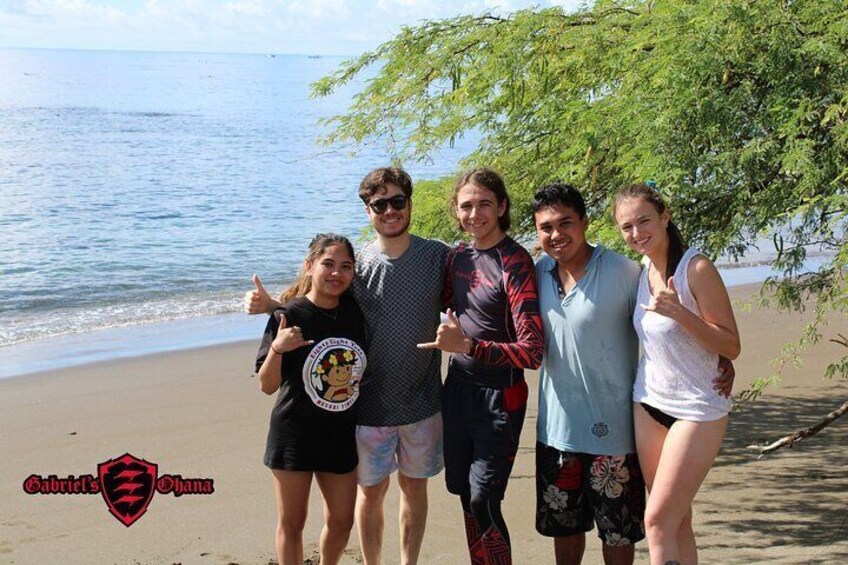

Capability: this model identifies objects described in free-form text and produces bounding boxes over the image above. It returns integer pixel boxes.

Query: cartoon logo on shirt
[303,338,366,412]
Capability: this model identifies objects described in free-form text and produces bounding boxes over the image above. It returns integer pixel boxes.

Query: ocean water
[0,48,827,379]
[0,48,475,364]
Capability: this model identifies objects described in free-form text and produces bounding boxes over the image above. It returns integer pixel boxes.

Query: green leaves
[313,0,848,389]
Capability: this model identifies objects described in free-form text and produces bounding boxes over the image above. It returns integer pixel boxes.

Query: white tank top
[632,248,730,421]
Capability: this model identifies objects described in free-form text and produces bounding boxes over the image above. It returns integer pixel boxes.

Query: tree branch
[748,335,848,457]
[831,333,848,348]
[748,398,848,458]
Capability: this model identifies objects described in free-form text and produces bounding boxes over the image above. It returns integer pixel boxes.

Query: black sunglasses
[368,194,408,214]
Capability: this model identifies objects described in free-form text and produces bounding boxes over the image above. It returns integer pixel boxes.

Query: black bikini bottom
[641,402,677,429]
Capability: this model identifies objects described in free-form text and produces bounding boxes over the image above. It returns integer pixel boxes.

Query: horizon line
[0,45,356,59]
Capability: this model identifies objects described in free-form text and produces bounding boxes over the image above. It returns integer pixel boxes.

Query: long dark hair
[452,168,511,232]
[279,233,355,304]
[614,183,687,280]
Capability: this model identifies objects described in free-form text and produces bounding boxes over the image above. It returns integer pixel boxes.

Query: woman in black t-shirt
[255,233,367,565]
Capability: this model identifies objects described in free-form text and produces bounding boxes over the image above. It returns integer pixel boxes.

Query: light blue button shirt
[536,244,641,455]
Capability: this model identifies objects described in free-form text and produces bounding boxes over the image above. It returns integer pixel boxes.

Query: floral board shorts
[535,442,646,546]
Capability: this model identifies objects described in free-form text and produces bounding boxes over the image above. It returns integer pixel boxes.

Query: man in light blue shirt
[532,183,645,565]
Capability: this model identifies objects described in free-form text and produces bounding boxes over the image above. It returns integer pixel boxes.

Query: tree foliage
[313,0,848,398]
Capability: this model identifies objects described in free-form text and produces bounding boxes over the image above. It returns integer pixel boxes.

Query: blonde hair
[279,234,355,304]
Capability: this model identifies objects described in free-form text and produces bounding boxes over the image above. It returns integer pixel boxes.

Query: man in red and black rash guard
[419,168,543,565]
[446,236,542,384]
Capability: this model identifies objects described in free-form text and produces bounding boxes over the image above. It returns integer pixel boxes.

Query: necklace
[306,294,340,319]
[314,304,340,320]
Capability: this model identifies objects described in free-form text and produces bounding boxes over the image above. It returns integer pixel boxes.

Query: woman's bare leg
[315,469,358,565]
[271,469,313,565]
[635,406,727,565]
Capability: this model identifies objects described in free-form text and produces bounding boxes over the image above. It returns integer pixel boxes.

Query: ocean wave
[0,292,244,348]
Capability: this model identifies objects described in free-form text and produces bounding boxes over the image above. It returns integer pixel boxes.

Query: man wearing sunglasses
[245,167,449,565]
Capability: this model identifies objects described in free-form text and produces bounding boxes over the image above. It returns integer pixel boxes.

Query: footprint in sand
[2,520,36,530]
[199,551,241,563]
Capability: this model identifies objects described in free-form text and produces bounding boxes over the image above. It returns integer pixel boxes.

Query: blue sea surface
[0,48,827,379]
[0,48,475,369]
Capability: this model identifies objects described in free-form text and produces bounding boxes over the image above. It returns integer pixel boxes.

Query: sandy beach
[2,283,847,564]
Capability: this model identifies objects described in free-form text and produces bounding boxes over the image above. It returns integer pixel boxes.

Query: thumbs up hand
[640,275,685,321]
[417,309,472,354]
[244,274,277,315]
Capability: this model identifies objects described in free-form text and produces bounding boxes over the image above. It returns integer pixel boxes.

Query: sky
[0,0,585,56]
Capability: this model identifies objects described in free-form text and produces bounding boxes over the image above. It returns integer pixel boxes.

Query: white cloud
[377,0,430,8]
[0,0,585,55]
[484,0,514,11]
[547,0,585,8]
[223,1,269,17]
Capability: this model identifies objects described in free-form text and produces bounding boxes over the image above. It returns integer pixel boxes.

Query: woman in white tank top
[613,184,741,565]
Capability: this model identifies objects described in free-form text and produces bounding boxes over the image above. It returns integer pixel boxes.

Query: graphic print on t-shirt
[455,269,497,291]
[303,338,366,412]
